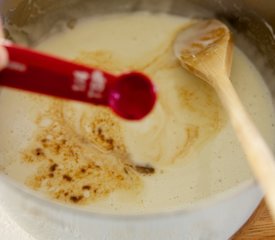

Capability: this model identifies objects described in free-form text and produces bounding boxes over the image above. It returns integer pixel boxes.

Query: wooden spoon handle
[216,77,275,220]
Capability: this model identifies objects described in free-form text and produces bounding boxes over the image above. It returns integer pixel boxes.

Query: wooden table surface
[232,200,275,239]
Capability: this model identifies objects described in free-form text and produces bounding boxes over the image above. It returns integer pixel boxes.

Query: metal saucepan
[0,0,275,239]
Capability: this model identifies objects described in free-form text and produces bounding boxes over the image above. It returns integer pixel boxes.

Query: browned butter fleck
[135,165,155,175]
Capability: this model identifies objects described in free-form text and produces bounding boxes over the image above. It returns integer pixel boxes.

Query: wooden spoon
[174,19,275,220]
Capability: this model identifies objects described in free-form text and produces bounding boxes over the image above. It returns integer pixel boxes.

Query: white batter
[0,12,275,214]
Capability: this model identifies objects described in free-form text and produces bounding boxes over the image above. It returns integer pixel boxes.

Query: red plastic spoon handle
[0,42,114,106]
[0,42,157,120]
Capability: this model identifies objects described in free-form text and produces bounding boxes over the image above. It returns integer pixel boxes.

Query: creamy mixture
[0,12,275,214]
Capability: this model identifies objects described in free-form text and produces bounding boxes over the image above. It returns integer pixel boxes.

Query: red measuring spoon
[0,41,157,120]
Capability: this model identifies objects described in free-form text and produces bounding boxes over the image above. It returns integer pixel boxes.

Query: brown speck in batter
[82,185,91,190]
[135,165,155,175]
[70,195,83,203]
[49,163,58,172]
[63,174,72,182]
[34,148,44,157]
[49,173,54,178]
